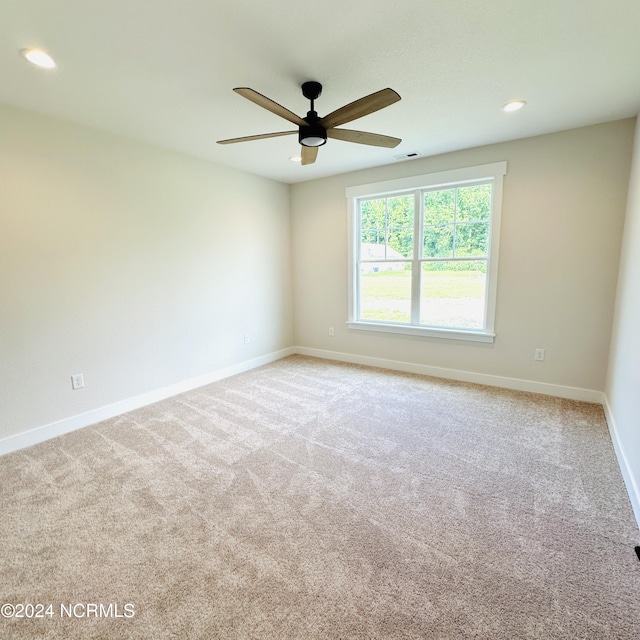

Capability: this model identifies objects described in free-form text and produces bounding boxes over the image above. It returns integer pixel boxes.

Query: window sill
[346,321,495,343]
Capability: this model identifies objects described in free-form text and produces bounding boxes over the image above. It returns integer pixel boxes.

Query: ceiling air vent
[394,152,419,161]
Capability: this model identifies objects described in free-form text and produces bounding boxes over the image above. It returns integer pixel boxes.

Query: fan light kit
[20,48,56,69]
[218,81,402,165]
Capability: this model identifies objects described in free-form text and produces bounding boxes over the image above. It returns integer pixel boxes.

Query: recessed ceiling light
[20,48,56,69]
[502,100,526,113]
[289,155,302,163]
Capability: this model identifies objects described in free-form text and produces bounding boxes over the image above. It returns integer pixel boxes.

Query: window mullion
[384,198,389,260]
[354,199,361,321]
[452,187,458,258]
[410,189,422,325]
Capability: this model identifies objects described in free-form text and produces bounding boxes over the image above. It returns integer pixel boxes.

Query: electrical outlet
[534,348,545,362]
[243,334,250,345]
[328,327,335,337]
[71,374,85,390]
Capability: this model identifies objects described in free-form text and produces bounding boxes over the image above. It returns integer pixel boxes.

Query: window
[346,162,506,342]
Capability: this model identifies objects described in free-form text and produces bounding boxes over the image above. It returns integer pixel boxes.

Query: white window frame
[346,162,507,343]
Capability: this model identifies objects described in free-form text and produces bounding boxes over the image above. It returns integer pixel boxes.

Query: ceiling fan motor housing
[299,121,327,147]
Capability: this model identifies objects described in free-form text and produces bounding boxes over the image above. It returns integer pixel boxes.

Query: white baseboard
[4,345,636,532]
[0,345,606,457]
[294,346,604,403]
[0,347,295,457]
[602,395,640,531]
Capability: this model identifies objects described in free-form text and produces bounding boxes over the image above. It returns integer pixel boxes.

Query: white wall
[605,118,640,524]
[0,101,638,526]
[291,120,635,395]
[0,103,292,440]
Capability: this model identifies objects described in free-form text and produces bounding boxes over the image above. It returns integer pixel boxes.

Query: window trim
[346,162,507,343]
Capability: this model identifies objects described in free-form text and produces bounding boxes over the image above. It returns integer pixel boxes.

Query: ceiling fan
[217,81,402,165]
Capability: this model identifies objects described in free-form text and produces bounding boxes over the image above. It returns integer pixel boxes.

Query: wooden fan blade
[320,88,400,129]
[301,145,318,165]
[327,128,401,148]
[217,131,297,145]
[234,88,307,126]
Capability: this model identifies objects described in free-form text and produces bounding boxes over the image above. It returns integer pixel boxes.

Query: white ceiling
[2,0,640,184]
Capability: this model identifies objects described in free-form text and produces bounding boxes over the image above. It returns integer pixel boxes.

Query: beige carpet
[1,355,638,639]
